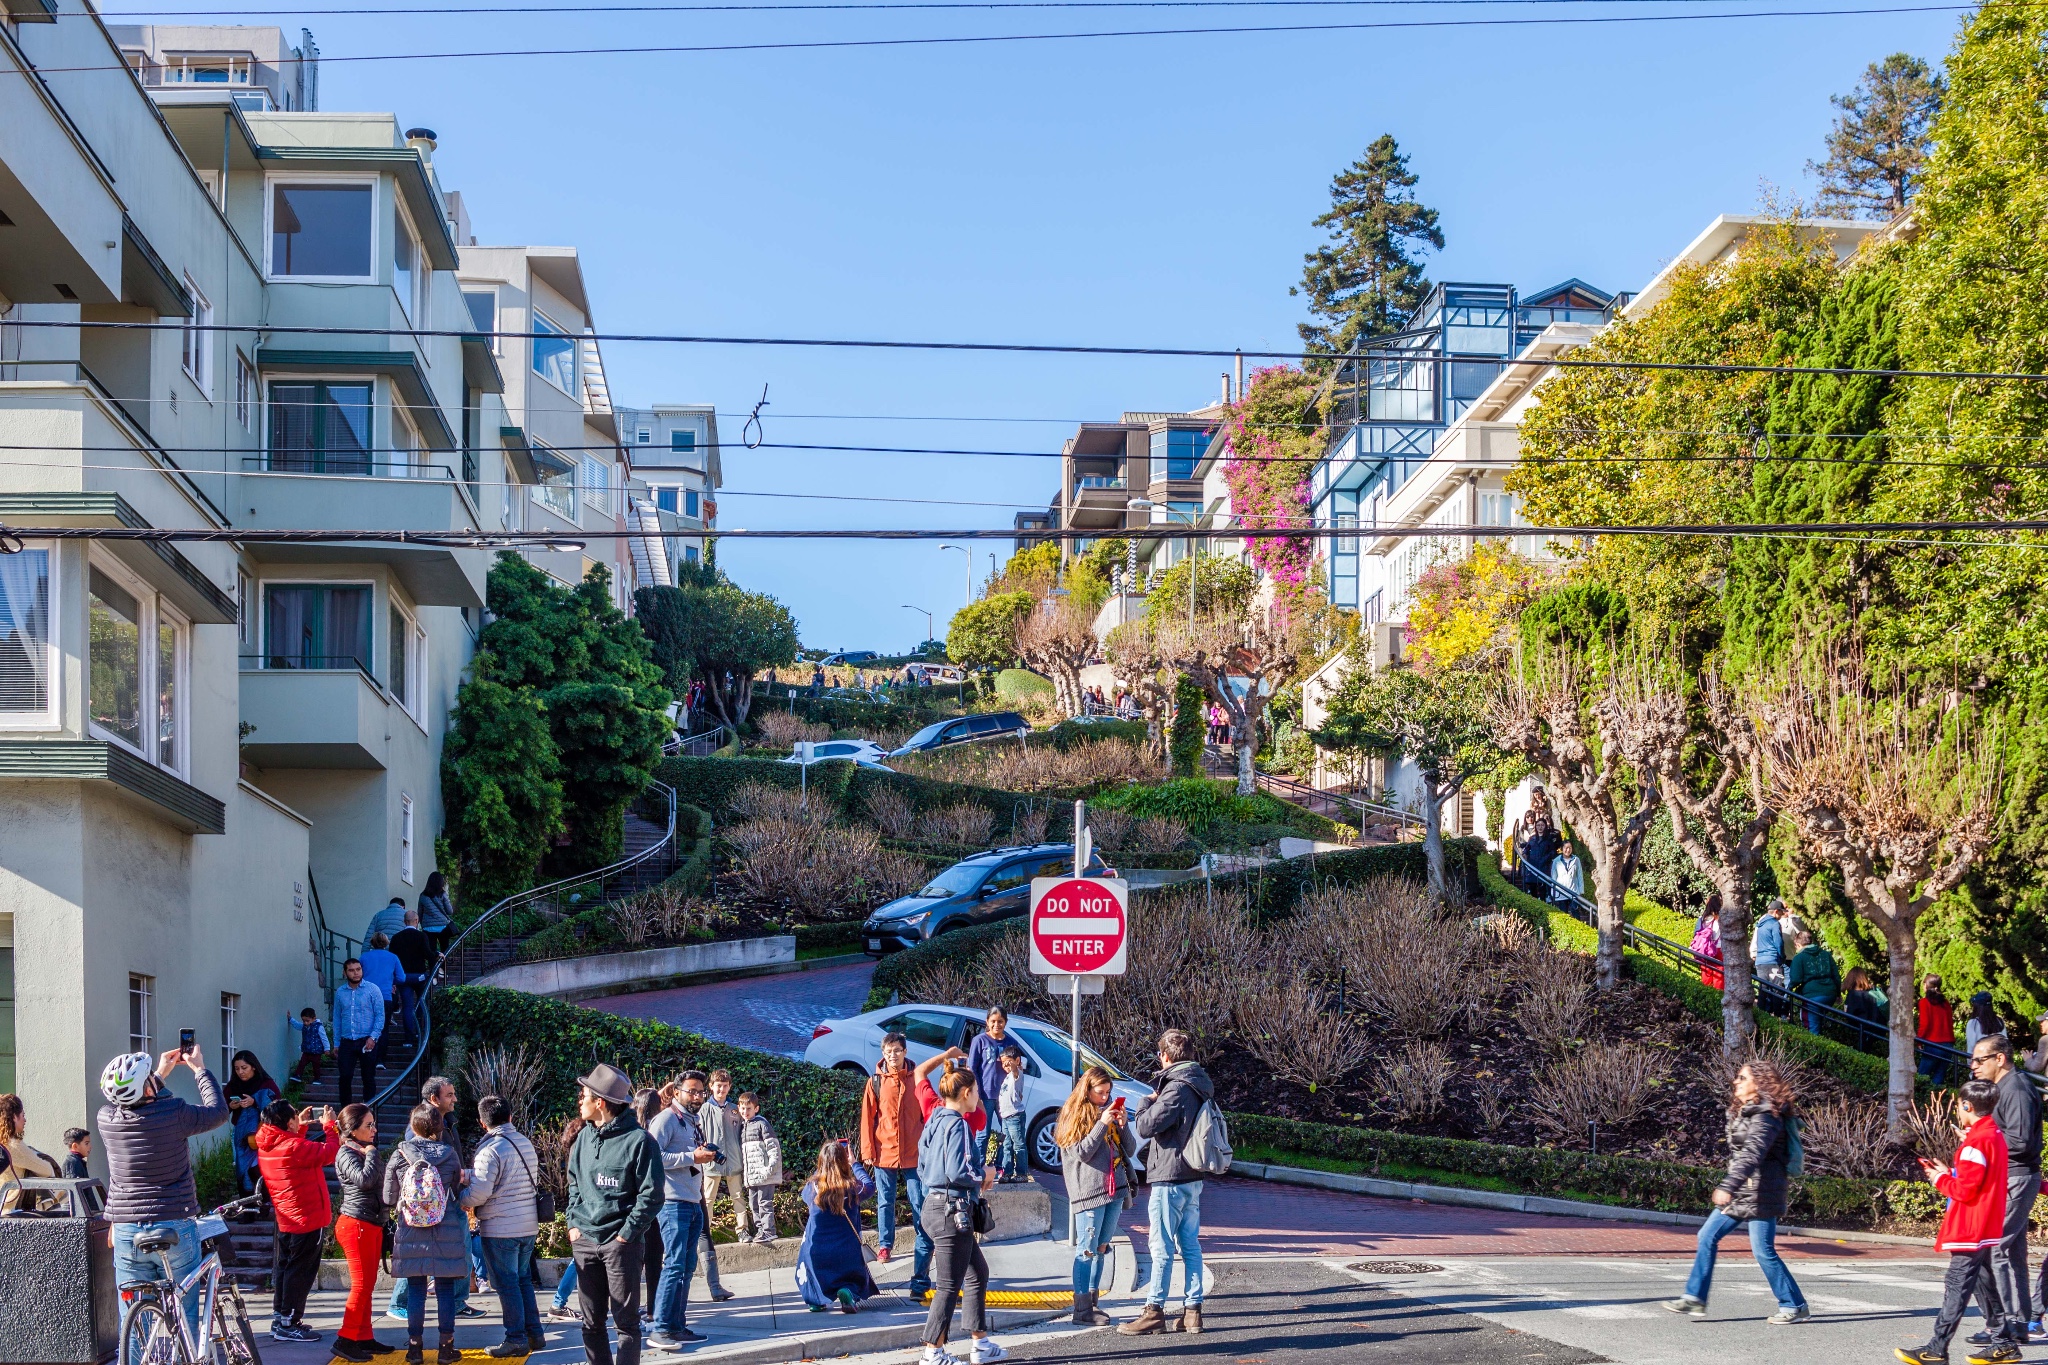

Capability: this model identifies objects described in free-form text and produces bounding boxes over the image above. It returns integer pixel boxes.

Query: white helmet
[101,1052,155,1107]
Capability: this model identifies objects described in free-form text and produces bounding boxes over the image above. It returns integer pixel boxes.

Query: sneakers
[1767,1306,1811,1326]
[1969,1332,2001,1345]
[544,1307,580,1323]
[919,1347,963,1365]
[2031,1322,2045,1342]
[969,1338,1008,1364]
[1968,1345,2024,1365]
[486,1342,527,1358]
[269,1322,320,1344]
[1896,1349,1949,1365]
[837,1288,859,1314]
[710,1289,736,1302]
[457,1306,490,1320]
[647,1335,683,1352]
[333,1340,376,1362]
[876,1246,893,1263]
[1663,1297,1707,1320]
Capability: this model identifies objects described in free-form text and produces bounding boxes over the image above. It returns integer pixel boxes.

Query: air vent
[53,282,77,300]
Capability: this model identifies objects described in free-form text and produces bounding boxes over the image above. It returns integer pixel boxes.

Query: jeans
[406,1276,462,1340]
[695,1211,725,1296]
[920,1194,987,1346]
[396,975,426,1043]
[336,1037,378,1106]
[1983,1169,2039,1339]
[1072,1202,1122,1298]
[1682,1208,1806,1311]
[1143,1181,1204,1307]
[653,1199,704,1337]
[874,1167,933,1291]
[573,1235,645,1365]
[553,1261,579,1310]
[1920,1045,1953,1083]
[389,1241,472,1316]
[114,1218,203,1343]
[1932,1249,1996,1352]
[998,1114,1027,1181]
[1802,1000,1824,1033]
[481,1235,540,1342]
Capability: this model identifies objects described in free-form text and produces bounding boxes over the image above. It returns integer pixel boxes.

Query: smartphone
[178,1027,196,1055]
[1110,1096,1126,1112]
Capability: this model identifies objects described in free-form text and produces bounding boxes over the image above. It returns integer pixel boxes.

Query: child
[996,1047,1028,1183]
[61,1128,90,1179]
[737,1093,784,1244]
[1896,1078,2011,1365]
[288,1007,331,1085]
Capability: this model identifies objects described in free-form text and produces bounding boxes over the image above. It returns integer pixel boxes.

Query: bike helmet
[101,1052,154,1106]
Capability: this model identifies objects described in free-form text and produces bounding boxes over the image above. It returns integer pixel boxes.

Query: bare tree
[1013,597,1096,718]
[1489,650,1660,990]
[1157,607,1309,795]
[1104,618,1173,757]
[1602,660,1772,1065]
[1753,667,1998,1136]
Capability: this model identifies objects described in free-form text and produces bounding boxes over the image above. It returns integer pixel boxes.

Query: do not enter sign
[1028,876,1129,977]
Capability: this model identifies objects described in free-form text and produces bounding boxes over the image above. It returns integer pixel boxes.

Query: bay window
[88,568,143,751]
[268,180,374,280]
[87,560,188,774]
[393,206,422,322]
[268,381,373,475]
[531,311,577,396]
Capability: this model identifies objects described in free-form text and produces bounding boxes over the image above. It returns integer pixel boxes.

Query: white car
[805,1004,1153,1173]
[781,739,891,768]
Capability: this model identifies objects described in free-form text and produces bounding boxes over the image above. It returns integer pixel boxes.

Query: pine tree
[1809,53,1945,219]
[1292,134,1443,354]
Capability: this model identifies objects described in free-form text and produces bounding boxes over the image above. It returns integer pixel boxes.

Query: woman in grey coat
[382,1103,470,1365]
[1057,1065,1134,1327]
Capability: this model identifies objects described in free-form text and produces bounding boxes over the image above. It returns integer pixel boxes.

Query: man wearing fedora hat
[565,1063,664,1365]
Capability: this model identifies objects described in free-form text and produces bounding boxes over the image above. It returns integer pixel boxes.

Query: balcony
[233,462,486,609]
[1067,475,1131,530]
[238,656,391,770]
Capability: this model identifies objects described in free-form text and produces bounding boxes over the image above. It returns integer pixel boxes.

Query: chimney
[406,127,438,162]
[1234,350,1244,402]
[1220,374,1229,407]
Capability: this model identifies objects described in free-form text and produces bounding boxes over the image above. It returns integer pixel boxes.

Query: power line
[92,0,1940,13]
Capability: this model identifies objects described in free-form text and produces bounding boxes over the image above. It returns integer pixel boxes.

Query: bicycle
[116,1191,267,1365]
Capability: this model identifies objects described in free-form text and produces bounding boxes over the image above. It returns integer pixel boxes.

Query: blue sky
[146,0,1962,648]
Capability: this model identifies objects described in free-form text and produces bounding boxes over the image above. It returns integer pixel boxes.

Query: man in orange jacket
[254,1100,340,1345]
[860,1032,931,1295]
[1897,1079,2011,1365]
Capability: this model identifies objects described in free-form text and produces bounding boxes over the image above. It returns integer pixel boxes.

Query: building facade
[612,402,721,586]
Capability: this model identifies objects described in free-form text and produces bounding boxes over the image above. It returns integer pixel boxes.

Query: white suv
[804,1004,1152,1173]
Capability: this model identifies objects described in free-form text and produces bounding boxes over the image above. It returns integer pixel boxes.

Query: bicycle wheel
[213,1286,263,1365]
[119,1294,178,1365]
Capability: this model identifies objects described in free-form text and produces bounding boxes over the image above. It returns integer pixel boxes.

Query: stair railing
[367,781,679,1109]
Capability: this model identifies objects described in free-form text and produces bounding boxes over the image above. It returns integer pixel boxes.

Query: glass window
[655,488,677,514]
[671,430,696,453]
[128,973,154,1054]
[1149,428,1209,481]
[984,861,1036,893]
[683,545,699,564]
[156,611,181,769]
[89,567,143,751]
[531,311,577,395]
[270,182,373,278]
[0,550,52,716]
[463,289,496,352]
[400,793,414,885]
[268,381,373,475]
[915,862,987,898]
[181,279,212,393]
[264,583,371,672]
[1008,1023,1125,1080]
[878,1011,956,1050]
[219,992,238,1077]
[685,489,700,518]
[0,920,12,1094]
[534,459,577,521]
[579,456,612,517]
[389,604,410,706]
[235,354,256,430]
[636,429,652,445]
[393,215,417,321]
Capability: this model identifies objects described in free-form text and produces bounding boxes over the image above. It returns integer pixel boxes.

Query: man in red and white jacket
[1897,1079,2012,1365]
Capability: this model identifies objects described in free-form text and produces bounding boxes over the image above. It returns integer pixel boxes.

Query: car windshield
[915,862,989,898]
[1009,1023,1126,1079]
[902,721,948,748]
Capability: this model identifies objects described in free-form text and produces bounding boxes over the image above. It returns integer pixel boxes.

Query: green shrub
[436,986,862,1148]
[193,1138,239,1211]
[1042,719,1149,750]
[995,669,1054,703]
[1169,675,1204,779]
[867,920,1022,1010]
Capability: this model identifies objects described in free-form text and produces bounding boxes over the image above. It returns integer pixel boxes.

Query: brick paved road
[594,959,877,1057]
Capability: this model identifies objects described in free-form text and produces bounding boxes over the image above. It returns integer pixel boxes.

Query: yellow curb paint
[914,1291,1072,1308]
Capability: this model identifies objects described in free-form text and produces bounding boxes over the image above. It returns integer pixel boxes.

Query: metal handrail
[1253,765,1424,828]
[1516,859,1976,1083]
[666,725,730,758]
[366,780,680,1110]
[304,869,358,1009]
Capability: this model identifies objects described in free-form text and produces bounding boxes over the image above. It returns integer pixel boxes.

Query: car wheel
[1028,1111,1061,1174]
[833,1062,866,1074]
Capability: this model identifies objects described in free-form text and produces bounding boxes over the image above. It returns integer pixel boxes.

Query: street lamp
[902,603,933,647]
[939,544,972,614]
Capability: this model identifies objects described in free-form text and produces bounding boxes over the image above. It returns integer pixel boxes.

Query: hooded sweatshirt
[1132,1060,1215,1186]
[255,1122,341,1233]
[566,1109,663,1245]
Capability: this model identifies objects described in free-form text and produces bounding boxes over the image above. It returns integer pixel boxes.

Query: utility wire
[93,0,1951,14]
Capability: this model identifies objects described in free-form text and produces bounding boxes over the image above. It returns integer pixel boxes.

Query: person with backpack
[1897,1078,2012,1365]
[1119,1028,1220,1337]
[861,1031,933,1295]
[462,1096,546,1358]
[384,1103,472,1365]
[1963,1033,2041,1355]
[253,1099,340,1344]
[1663,1058,1809,1325]
[1785,929,1840,1034]
[564,1063,664,1365]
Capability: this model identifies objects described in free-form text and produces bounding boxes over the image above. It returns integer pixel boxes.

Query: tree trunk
[1715,874,1757,1067]
[1234,726,1255,795]
[1885,923,1920,1141]
[732,671,756,726]
[1591,854,1627,991]
[1419,778,1447,902]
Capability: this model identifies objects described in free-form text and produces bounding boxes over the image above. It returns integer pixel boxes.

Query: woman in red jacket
[254,1100,340,1345]
[1896,1078,2010,1365]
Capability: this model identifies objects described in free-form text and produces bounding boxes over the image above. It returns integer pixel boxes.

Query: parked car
[820,651,880,666]
[903,662,967,687]
[781,739,891,768]
[804,1004,1151,1172]
[890,711,1030,757]
[860,843,1109,954]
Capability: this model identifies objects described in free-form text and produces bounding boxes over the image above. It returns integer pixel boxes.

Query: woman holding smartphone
[1056,1067,1134,1326]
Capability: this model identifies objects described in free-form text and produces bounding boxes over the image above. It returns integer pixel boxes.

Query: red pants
[335,1214,382,1343]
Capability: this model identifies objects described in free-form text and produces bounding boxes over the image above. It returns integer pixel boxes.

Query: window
[268,381,373,474]
[1007,1023,1123,1080]
[195,169,224,206]
[984,861,1036,894]
[531,311,577,396]
[462,289,497,352]
[1149,428,1209,481]
[236,570,251,647]
[636,429,652,445]
[219,992,239,1077]
[263,583,371,672]
[0,549,54,722]
[655,488,677,514]
[670,430,696,453]
[269,181,373,279]
[878,1011,955,1050]
[128,973,154,1054]
[579,457,612,518]
[0,917,11,1093]
[89,566,143,752]
[393,208,419,322]
[685,489,700,518]
[181,278,212,394]
[683,545,699,565]
[533,452,576,521]
[157,607,183,769]
[235,354,256,430]
[389,604,410,707]
[400,793,415,885]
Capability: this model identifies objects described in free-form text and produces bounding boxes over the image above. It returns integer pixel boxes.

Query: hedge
[868,920,1023,1010]
[435,986,862,1152]
[1227,1112,1885,1228]
[1473,854,1889,1093]
[656,755,1060,832]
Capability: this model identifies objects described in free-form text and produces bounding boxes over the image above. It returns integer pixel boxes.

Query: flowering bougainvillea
[1221,365,1324,614]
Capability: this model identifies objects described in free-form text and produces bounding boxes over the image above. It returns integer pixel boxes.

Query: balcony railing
[239,653,377,688]
[247,455,457,480]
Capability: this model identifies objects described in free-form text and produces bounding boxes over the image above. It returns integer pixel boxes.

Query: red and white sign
[1029,877,1129,977]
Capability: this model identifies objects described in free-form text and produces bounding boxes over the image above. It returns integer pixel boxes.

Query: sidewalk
[265,1234,1127,1365]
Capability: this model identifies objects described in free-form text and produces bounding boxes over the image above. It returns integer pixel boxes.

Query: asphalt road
[596,959,878,1058]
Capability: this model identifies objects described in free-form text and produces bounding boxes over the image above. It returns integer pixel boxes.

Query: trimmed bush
[657,755,1052,833]
[995,669,1054,704]
[514,805,716,962]
[436,986,862,1150]
[868,921,1022,1011]
[1041,719,1150,750]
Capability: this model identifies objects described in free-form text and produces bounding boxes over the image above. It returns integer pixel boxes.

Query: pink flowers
[1221,366,1320,598]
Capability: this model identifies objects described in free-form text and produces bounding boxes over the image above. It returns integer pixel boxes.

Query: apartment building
[613,402,721,586]
[1055,402,1227,565]
[0,11,633,1135]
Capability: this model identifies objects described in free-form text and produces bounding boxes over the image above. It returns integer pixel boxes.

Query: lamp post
[940,543,971,615]
[902,604,933,648]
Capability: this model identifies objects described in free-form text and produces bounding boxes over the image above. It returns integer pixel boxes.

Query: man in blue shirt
[332,958,384,1106]
[356,933,403,1062]
[1752,899,1789,991]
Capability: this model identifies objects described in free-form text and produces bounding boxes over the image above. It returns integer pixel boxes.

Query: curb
[684,1306,1071,1365]
[1228,1160,1928,1247]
